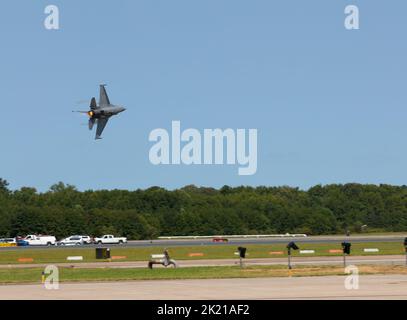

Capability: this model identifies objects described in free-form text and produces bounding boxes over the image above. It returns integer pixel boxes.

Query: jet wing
[95,118,109,139]
[89,118,96,130]
[99,85,111,106]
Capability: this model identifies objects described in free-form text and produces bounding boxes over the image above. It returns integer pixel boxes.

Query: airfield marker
[269,251,284,255]
[111,256,127,260]
[188,253,204,257]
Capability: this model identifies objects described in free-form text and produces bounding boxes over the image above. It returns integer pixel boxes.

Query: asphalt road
[1,235,405,251]
[1,255,405,269]
[1,275,406,299]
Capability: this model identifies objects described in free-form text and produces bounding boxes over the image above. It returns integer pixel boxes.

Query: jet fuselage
[88,105,126,119]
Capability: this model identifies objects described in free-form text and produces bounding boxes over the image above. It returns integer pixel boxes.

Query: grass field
[0,264,406,284]
[0,242,405,265]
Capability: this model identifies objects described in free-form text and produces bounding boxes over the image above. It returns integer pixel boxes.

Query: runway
[1,255,405,269]
[0,275,406,299]
[1,235,405,251]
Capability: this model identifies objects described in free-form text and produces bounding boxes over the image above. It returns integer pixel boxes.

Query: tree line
[0,178,406,239]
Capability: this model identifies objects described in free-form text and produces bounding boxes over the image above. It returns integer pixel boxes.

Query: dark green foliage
[0,180,406,239]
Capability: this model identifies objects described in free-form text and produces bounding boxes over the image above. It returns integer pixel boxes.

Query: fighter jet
[75,85,126,139]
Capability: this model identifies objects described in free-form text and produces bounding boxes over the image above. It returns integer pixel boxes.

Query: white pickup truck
[24,235,56,246]
[94,235,127,244]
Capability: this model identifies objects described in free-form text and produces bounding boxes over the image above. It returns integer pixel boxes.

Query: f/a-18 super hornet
[74,85,126,139]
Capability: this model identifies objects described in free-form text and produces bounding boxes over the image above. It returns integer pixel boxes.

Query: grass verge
[0,264,406,284]
[0,242,404,265]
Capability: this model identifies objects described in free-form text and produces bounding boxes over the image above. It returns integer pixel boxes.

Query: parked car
[58,235,92,246]
[16,238,29,246]
[79,235,92,244]
[94,235,127,244]
[23,235,56,246]
[58,235,85,246]
[0,238,16,247]
[0,238,16,243]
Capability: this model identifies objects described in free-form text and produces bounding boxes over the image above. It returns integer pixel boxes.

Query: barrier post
[288,249,292,270]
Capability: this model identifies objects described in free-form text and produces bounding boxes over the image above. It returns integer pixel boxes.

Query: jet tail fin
[90,97,97,110]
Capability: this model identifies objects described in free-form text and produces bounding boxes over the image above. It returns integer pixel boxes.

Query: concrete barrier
[269,251,284,255]
[66,256,83,261]
[364,248,379,253]
[159,234,307,240]
[151,254,165,259]
[300,250,315,254]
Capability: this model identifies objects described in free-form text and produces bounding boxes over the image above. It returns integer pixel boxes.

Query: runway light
[342,242,351,255]
[287,242,299,270]
[341,242,351,267]
[238,247,247,258]
[287,242,299,251]
[237,247,247,268]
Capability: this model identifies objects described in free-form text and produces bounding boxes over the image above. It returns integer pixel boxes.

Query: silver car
[58,235,84,246]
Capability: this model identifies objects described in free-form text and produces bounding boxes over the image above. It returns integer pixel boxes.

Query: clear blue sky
[1,1,406,192]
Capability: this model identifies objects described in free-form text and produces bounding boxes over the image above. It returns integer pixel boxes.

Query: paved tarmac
[0,275,406,299]
[0,255,404,269]
[1,235,405,251]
